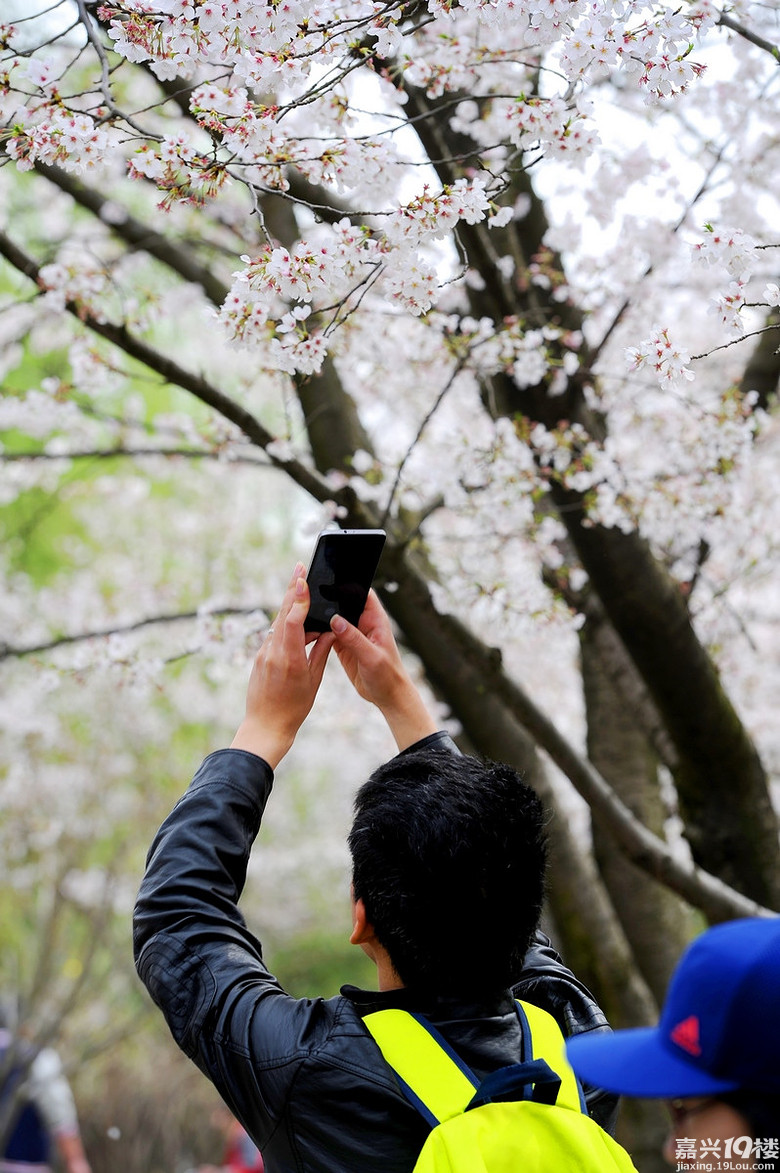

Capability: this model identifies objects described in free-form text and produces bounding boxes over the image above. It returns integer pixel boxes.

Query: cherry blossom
[692,225,758,279]
[625,327,695,388]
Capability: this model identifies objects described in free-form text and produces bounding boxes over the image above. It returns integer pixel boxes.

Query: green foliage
[0,478,93,587]
[269,930,377,998]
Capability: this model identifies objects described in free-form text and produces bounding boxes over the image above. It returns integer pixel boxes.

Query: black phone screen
[304,529,386,632]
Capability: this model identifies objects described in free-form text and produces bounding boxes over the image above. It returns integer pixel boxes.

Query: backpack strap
[363,1009,477,1127]
[517,1000,588,1114]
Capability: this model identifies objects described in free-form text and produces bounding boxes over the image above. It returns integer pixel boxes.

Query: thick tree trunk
[581,620,695,1004]
[555,492,780,907]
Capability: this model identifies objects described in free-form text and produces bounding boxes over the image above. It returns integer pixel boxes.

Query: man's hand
[231,564,335,767]
[330,591,437,751]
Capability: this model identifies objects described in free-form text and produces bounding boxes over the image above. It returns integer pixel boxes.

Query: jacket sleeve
[133,748,295,1135]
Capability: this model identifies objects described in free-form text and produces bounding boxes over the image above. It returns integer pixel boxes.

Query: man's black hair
[348,748,548,996]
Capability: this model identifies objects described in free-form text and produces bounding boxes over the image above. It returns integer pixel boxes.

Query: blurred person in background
[0,1009,92,1173]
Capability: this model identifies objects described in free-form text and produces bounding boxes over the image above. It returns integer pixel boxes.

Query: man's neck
[375,951,404,992]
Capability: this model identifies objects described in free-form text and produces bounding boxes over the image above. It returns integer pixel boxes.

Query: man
[566,917,780,1170]
[134,565,619,1171]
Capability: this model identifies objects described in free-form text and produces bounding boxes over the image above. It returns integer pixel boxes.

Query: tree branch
[0,446,270,465]
[0,605,268,663]
[718,12,780,62]
[0,225,353,515]
[34,162,231,307]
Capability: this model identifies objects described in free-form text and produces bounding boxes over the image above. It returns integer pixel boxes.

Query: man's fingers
[357,589,385,634]
[308,631,335,681]
[330,613,366,645]
[277,573,310,646]
[330,612,385,684]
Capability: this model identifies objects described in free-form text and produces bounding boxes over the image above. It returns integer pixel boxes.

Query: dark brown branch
[737,309,780,410]
[1,446,269,464]
[34,162,231,307]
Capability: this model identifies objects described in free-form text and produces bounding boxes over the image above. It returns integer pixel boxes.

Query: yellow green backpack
[363,1001,637,1173]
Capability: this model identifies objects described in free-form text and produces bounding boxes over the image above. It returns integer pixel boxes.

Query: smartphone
[304,528,386,633]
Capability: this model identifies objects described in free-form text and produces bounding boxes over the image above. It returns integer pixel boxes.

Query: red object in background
[223,1120,264,1173]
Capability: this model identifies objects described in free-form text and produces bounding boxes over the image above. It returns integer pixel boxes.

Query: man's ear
[350,895,404,989]
[350,897,375,946]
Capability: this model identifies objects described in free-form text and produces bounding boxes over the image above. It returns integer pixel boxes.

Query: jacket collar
[340,983,515,1020]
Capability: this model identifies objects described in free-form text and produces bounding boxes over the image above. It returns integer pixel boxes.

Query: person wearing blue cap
[566,917,780,1168]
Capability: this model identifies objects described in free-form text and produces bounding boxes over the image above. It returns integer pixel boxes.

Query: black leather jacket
[134,737,618,1173]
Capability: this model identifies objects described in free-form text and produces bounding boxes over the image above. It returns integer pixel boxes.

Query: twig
[0,605,269,663]
[691,321,780,361]
[718,12,780,62]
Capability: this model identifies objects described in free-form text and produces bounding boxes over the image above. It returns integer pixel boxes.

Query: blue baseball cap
[565,917,780,1098]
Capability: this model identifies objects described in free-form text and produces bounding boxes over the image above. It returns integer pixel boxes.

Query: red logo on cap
[670,1015,702,1056]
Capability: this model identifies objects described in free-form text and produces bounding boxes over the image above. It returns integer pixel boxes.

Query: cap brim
[566,1027,741,1099]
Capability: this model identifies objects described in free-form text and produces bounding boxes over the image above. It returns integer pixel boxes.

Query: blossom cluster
[693,225,758,278]
[2,0,721,179]
[619,221,778,385]
[129,133,228,208]
[1,0,776,396]
[5,108,110,175]
[218,221,377,371]
[504,97,601,159]
[0,0,740,384]
[217,175,496,370]
[81,0,719,195]
[625,326,694,389]
[692,224,778,337]
[98,0,404,84]
[37,261,110,321]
